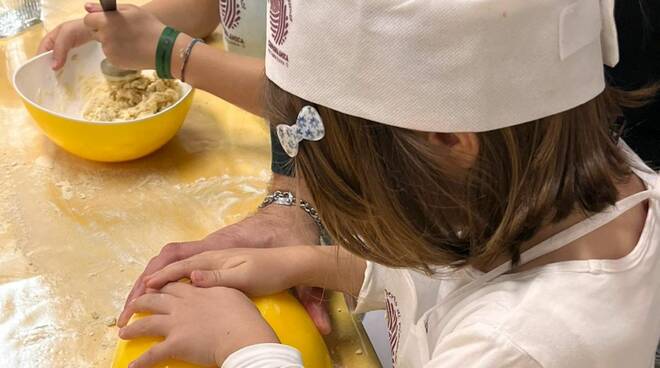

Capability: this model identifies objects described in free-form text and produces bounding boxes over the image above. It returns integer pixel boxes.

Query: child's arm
[169,33,265,116]
[143,246,367,298]
[40,1,265,116]
[295,246,367,297]
[141,0,220,39]
[38,0,219,69]
[82,3,265,116]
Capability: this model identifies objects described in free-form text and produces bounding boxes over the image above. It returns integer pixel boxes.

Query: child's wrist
[214,325,279,366]
[346,256,367,297]
[291,246,348,291]
[276,245,367,295]
[284,246,318,288]
[170,33,192,80]
[311,246,367,295]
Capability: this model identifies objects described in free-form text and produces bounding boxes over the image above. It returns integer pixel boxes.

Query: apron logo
[385,289,401,366]
[267,0,292,66]
[219,0,242,30]
[269,0,290,46]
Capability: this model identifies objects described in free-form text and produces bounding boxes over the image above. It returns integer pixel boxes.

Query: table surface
[0,1,379,366]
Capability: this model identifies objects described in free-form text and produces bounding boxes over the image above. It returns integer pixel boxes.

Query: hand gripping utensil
[98,0,140,81]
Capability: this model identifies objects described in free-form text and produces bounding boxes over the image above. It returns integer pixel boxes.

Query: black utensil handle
[100,0,117,11]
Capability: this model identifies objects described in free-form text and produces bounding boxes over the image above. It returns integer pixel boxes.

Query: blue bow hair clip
[276,106,325,157]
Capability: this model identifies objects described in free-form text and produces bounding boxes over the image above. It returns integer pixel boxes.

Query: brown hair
[265,81,654,272]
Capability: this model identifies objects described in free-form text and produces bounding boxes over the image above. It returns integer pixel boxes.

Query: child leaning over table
[117,0,660,367]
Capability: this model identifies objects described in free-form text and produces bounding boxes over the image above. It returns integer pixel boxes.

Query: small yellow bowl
[12,42,194,162]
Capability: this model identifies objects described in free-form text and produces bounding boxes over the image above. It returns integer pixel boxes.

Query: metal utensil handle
[99,0,117,11]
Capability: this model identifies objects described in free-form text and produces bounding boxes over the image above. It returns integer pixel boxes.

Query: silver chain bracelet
[259,191,330,243]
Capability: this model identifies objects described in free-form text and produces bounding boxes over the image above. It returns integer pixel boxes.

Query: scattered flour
[0,277,63,368]
[103,317,117,327]
[55,181,73,200]
[34,156,54,169]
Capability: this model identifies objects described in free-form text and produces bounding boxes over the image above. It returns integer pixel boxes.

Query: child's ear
[427,132,479,168]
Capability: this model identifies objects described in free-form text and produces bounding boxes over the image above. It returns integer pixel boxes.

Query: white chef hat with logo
[265,0,619,133]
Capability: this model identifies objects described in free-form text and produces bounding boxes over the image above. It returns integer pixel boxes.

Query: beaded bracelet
[155,26,180,79]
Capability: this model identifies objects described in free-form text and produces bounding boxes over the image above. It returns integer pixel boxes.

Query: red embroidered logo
[269,0,289,46]
[385,289,401,366]
[220,0,242,30]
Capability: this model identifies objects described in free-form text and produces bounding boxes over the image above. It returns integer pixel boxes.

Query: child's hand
[38,19,94,70]
[143,247,303,297]
[119,283,278,368]
[82,3,166,71]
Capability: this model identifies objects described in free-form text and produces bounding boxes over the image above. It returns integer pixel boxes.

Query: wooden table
[0,1,379,366]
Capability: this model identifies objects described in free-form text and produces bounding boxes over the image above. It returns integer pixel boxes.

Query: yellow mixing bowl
[12,42,194,162]
[112,292,332,368]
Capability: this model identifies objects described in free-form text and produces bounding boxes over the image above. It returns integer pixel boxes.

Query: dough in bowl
[82,73,181,122]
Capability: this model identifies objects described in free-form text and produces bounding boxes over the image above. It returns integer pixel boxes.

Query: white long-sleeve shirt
[224,148,660,368]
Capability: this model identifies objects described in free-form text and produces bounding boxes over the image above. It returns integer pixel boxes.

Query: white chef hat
[265,0,619,133]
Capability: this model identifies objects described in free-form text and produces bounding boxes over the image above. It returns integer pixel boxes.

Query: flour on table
[0,277,65,368]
